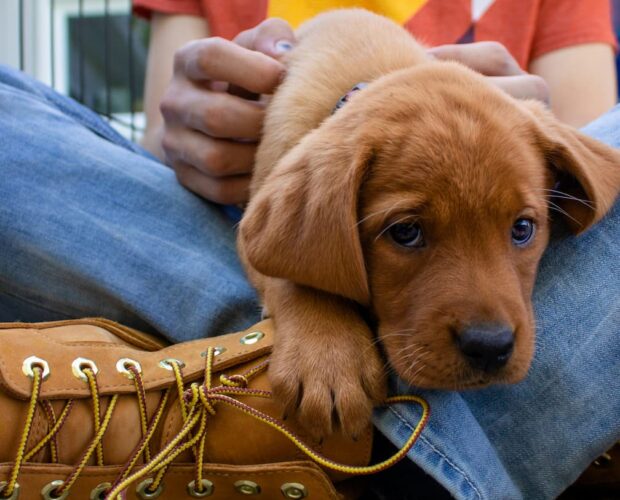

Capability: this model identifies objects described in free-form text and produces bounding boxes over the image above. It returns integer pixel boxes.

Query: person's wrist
[141,124,166,162]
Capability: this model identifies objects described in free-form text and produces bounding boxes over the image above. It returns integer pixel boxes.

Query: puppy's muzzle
[457,324,515,372]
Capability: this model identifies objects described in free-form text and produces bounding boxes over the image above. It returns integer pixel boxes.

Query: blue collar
[332,82,368,114]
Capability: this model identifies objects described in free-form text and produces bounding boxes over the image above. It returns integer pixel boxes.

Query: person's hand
[428,42,550,104]
[160,19,295,204]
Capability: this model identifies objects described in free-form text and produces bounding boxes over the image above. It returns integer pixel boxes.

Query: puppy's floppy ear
[524,100,620,233]
[240,125,373,305]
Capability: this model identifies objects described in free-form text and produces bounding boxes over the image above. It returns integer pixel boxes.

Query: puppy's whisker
[379,357,395,377]
[376,332,417,341]
[409,362,427,381]
[403,355,432,374]
[366,333,411,350]
[364,332,419,354]
[383,327,420,334]
[399,345,428,363]
[370,329,422,348]
[540,189,595,209]
[367,337,384,349]
[404,306,451,318]
[363,339,388,356]
[543,194,595,210]
[354,201,407,227]
[404,357,430,385]
[379,330,419,338]
[374,214,417,242]
[453,366,471,391]
[547,200,582,227]
[382,342,431,377]
[393,338,426,352]
[403,361,428,382]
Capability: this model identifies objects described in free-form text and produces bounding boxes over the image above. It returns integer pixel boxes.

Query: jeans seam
[389,406,483,500]
[0,284,78,320]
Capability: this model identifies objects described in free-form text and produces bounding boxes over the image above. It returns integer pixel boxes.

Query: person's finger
[428,42,524,77]
[234,18,296,59]
[228,19,296,99]
[162,128,256,177]
[486,74,550,103]
[174,161,252,204]
[175,37,285,94]
[161,84,265,139]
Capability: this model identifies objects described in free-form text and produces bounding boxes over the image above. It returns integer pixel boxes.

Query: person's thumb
[235,18,296,59]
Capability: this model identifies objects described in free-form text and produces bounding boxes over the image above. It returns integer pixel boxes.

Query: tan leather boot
[560,443,620,499]
[0,318,381,500]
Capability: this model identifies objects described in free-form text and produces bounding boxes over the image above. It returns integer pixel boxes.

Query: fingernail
[425,47,438,60]
[275,40,294,54]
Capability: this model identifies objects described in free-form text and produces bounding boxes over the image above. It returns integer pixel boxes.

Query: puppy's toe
[333,380,374,439]
[361,352,388,403]
[295,382,335,440]
[269,360,302,418]
[334,346,386,438]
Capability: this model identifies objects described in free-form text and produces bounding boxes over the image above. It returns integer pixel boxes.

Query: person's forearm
[142,13,209,159]
[529,43,617,128]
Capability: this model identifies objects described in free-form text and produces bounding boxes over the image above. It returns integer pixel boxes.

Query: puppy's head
[240,62,620,389]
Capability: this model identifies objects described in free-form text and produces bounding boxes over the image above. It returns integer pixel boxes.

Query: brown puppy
[238,9,620,439]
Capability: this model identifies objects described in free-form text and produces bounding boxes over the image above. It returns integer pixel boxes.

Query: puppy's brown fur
[239,9,620,438]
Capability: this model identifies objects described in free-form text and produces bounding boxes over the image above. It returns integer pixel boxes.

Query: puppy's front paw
[269,327,386,441]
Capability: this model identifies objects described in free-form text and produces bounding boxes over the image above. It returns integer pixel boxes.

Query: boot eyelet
[200,347,226,358]
[136,479,164,499]
[90,482,111,500]
[234,480,261,495]
[281,483,308,499]
[158,358,186,371]
[116,358,142,379]
[0,481,19,500]
[593,452,613,467]
[240,331,264,345]
[41,480,69,500]
[22,356,50,380]
[71,357,99,381]
[187,479,214,497]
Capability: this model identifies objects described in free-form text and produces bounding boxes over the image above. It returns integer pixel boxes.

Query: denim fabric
[0,65,260,339]
[0,64,618,499]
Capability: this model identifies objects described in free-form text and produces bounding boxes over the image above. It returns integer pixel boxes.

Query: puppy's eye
[511,218,535,246]
[388,221,424,248]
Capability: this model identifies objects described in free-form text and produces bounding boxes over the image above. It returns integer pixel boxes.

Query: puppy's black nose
[457,325,514,372]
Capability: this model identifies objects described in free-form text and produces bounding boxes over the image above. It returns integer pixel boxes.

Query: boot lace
[0,348,429,500]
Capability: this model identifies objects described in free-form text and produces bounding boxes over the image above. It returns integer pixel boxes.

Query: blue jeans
[0,65,259,339]
[0,65,618,499]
